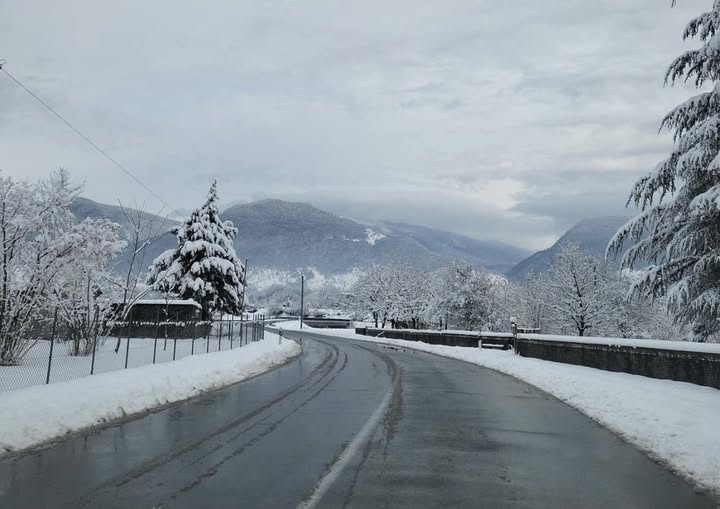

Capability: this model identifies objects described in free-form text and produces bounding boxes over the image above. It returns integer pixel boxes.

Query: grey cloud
[511,188,635,228]
[0,0,705,251]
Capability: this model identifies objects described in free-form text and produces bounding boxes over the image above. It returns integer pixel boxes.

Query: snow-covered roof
[131,299,202,309]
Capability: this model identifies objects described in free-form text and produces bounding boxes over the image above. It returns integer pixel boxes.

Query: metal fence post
[153,309,160,364]
[230,318,234,350]
[206,318,211,353]
[90,331,98,375]
[510,318,518,355]
[124,308,132,369]
[172,311,179,361]
[163,306,168,351]
[45,307,58,384]
[218,318,223,351]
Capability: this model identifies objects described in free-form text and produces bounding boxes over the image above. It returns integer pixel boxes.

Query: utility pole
[299,274,305,329]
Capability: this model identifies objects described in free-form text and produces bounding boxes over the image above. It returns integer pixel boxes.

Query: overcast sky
[0,0,708,250]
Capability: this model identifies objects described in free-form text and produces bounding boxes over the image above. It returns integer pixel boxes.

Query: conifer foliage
[609,1,720,339]
[147,181,245,319]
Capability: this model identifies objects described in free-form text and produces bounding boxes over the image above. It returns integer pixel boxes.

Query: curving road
[0,330,715,508]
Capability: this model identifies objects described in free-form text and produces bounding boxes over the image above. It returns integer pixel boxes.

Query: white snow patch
[277,322,720,496]
[249,267,364,292]
[250,268,295,291]
[365,228,386,246]
[0,334,300,456]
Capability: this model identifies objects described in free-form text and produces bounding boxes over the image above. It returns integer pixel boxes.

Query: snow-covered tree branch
[0,169,83,364]
[49,218,126,356]
[609,2,720,341]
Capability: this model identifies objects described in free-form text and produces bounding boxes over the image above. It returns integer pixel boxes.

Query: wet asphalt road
[0,330,716,509]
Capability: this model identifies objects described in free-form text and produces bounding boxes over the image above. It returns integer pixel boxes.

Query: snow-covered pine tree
[146,181,245,320]
[608,2,720,341]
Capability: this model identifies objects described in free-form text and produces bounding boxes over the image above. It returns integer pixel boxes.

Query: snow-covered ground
[276,322,720,496]
[0,333,300,456]
[249,266,362,292]
[0,330,265,393]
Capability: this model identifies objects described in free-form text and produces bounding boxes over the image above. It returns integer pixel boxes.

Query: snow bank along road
[0,331,716,508]
[0,335,300,456]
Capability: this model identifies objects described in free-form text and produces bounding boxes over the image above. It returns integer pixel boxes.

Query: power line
[0,59,170,209]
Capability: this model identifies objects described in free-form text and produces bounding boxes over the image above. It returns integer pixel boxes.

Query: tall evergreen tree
[609,2,720,340]
[147,181,245,319]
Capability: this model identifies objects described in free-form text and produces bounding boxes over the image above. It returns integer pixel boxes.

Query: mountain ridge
[505,216,630,280]
[71,197,531,277]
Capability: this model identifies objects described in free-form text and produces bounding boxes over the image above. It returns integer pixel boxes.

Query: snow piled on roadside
[279,323,720,496]
[0,334,300,456]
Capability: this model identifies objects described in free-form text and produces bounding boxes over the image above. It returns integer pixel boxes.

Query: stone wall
[355,328,512,349]
[355,328,720,389]
[515,337,720,390]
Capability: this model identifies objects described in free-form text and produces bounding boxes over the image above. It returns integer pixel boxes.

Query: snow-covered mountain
[223,199,529,274]
[69,197,178,274]
[377,221,530,269]
[71,197,530,281]
[505,216,630,281]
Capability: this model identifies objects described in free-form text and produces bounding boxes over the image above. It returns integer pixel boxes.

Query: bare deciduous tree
[0,169,81,365]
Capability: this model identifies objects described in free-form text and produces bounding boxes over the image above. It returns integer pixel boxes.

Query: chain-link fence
[0,313,266,393]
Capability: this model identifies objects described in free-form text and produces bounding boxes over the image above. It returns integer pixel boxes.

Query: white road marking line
[297,387,393,509]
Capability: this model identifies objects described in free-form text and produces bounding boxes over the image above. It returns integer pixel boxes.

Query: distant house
[109,299,207,339]
[114,299,202,322]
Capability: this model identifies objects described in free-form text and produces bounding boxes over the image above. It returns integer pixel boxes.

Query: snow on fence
[0,316,267,393]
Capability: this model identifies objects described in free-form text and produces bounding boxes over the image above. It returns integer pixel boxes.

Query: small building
[122,299,202,322]
[109,299,207,339]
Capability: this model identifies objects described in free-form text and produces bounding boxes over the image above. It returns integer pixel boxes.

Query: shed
[119,299,202,322]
